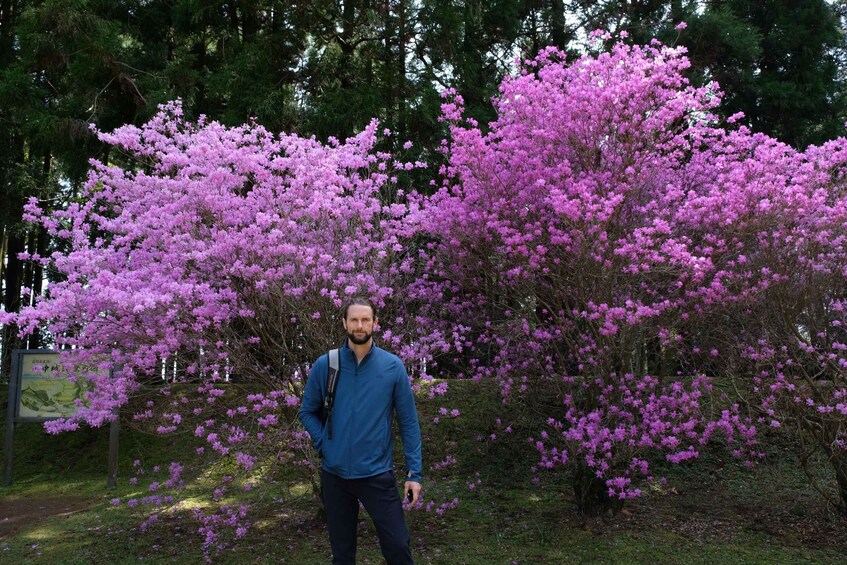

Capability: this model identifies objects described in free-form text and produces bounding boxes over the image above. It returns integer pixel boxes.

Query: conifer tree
[684,0,844,147]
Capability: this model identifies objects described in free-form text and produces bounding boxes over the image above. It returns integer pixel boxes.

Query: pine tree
[684,0,844,147]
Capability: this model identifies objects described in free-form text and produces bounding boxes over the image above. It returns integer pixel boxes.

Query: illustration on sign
[18,353,89,419]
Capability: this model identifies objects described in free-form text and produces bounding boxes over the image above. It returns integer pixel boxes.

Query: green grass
[2,379,846,564]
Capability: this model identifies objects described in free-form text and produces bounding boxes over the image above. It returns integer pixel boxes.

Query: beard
[347,329,373,345]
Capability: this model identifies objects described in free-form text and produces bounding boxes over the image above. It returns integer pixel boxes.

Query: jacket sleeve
[393,361,423,482]
[299,356,326,455]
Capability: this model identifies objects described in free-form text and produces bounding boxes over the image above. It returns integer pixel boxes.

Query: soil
[0,496,96,539]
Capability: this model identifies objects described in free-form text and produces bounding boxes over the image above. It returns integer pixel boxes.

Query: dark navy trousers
[321,469,414,565]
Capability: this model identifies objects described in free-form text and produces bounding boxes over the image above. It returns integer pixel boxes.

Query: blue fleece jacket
[299,340,423,482]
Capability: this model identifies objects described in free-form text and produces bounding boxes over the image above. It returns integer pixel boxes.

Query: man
[300,297,423,565]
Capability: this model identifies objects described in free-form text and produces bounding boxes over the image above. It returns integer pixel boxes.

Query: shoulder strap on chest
[327,348,339,391]
[323,348,341,439]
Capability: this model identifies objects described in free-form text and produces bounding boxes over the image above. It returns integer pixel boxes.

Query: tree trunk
[339,0,357,91]
[238,0,258,42]
[831,454,847,514]
[0,226,6,304]
[549,0,568,51]
[0,0,20,65]
[228,1,239,34]
[571,461,624,515]
[670,0,684,25]
[383,0,396,129]
[25,226,49,349]
[396,0,407,138]
[1,230,25,381]
[460,0,485,115]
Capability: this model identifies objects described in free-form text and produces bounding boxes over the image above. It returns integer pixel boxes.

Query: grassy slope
[1,379,846,564]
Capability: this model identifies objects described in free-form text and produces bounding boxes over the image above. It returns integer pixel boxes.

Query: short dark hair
[341,296,377,320]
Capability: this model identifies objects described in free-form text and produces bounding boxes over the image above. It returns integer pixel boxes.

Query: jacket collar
[341,338,377,364]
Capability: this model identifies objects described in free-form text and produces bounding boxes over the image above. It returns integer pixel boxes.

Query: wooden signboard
[3,350,119,487]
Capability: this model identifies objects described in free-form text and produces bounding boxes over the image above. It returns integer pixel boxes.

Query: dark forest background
[2,0,846,381]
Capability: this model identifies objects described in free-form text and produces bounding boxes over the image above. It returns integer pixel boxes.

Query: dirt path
[0,496,96,539]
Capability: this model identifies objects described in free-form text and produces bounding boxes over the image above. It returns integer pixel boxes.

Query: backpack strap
[323,348,340,440]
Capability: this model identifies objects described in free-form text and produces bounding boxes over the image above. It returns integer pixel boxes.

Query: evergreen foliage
[684,0,845,148]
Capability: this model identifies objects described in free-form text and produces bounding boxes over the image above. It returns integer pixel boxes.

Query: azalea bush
[413,36,847,513]
[677,134,847,510]
[411,39,759,513]
[6,103,427,556]
[662,122,847,511]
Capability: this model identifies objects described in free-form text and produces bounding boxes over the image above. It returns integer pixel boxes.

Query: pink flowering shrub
[675,133,847,509]
[412,38,847,513]
[10,101,425,553]
[17,100,423,421]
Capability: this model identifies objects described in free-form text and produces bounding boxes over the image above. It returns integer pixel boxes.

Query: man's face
[343,304,377,345]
